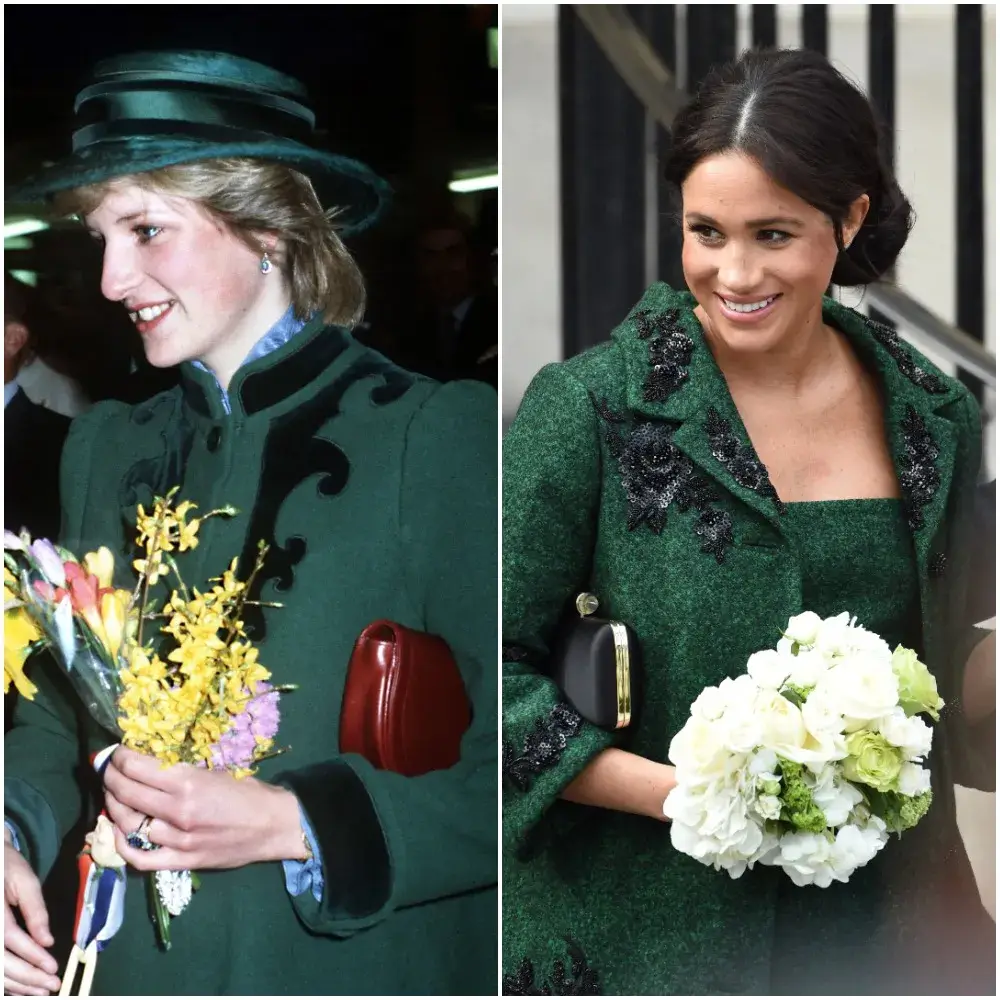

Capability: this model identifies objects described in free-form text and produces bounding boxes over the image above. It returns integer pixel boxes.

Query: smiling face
[84,182,290,386]
[680,152,868,357]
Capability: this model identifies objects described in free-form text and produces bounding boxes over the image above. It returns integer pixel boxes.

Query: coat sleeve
[501,364,620,854]
[4,407,113,879]
[275,380,498,937]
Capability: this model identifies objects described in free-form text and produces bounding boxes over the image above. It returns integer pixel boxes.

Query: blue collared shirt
[193,305,310,415]
[4,381,20,408]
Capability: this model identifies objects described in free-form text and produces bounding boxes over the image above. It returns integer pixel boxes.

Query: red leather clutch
[339,620,471,777]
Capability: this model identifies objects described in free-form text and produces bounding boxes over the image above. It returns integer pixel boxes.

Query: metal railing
[573,4,996,392]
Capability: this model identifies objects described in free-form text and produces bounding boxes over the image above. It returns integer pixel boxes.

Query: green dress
[501,283,994,997]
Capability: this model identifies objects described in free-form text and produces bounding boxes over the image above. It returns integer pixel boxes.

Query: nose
[717,241,764,294]
[99,240,141,303]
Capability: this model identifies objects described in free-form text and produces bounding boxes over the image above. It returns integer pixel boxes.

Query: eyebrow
[685,212,804,229]
[83,211,149,236]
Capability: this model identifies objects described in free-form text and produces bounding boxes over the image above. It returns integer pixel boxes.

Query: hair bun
[832,177,914,286]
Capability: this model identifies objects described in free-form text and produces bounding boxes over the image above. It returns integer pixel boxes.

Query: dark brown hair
[665,48,914,286]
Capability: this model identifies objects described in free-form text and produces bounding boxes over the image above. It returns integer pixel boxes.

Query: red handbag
[339,620,471,776]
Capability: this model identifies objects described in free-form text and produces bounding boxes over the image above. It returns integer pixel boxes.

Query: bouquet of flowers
[663,611,943,887]
[4,489,288,952]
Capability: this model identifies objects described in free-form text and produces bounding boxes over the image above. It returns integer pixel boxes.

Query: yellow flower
[4,606,40,699]
[83,547,115,590]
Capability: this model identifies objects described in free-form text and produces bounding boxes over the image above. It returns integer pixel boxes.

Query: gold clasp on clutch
[575,592,600,618]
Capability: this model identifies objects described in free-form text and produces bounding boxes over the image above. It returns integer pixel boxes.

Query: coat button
[207,427,222,452]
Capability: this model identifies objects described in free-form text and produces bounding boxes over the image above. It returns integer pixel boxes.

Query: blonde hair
[53,158,366,327]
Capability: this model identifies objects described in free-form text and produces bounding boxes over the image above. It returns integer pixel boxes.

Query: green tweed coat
[502,283,993,996]
[5,320,498,995]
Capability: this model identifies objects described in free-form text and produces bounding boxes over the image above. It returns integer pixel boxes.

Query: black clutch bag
[550,593,641,730]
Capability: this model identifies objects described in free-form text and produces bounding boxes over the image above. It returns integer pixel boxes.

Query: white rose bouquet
[663,611,944,887]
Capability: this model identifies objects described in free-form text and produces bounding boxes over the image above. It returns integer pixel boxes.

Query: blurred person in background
[4,273,72,541]
[409,207,498,387]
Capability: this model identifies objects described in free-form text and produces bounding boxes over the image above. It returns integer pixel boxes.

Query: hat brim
[5,136,391,239]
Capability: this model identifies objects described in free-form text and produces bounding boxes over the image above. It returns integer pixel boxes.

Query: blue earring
[260,252,273,275]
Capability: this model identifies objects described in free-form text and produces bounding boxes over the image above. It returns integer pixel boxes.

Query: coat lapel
[613,284,786,534]
[611,284,972,594]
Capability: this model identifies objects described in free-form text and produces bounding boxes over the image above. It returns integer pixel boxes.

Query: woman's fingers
[4,948,61,995]
[102,789,146,840]
[103,760,174,820]
[3,903,60,995]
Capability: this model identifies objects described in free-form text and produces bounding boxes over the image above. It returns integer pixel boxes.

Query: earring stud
[260,252,273,275]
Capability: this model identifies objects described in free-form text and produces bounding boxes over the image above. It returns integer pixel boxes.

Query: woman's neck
[203,291,294,393]
[697,301,844,399]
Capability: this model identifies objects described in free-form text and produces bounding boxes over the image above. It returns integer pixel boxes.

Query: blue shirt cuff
[282,803,324,903]
[5,820,22,853]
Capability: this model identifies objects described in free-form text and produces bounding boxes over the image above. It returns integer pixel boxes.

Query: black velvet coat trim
[239,357,415,640]
[275,760,391,920]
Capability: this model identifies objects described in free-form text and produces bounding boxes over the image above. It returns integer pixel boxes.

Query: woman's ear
[841,193,871,247]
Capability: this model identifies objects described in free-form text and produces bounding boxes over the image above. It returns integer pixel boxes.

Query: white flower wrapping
[663,612,944,887]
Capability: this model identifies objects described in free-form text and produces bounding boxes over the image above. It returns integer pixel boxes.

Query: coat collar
[180,315,356,421]
[609,283,968,567]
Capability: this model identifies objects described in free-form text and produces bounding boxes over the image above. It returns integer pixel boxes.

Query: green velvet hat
[6,49,391,237]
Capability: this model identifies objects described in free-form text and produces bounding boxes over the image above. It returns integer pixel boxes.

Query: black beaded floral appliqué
[634,308,694,403]
[898,405,941,531]
[869,320,948,395]
[705,407,785,513]
[503,703,584,792]
[503,942,602,995]
[929,553,947,578]
[598,401,734,563]
[503,643,535,664]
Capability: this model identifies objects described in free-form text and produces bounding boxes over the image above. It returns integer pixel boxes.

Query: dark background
[4,5,498,393]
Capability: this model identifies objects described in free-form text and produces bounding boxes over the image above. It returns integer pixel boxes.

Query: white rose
[897,762,932,797]
[784,611,823,647]
[813,612,854,660]
[877,709,933,761]
[814,654,899,729]
[690,685,728,722]
[801,691,848,761]
[716,673,760,709]
[85,815,125,869]
[754,689,808,753]
[787,648,829,689]
[746,649,792,690]
[668,717,733,781]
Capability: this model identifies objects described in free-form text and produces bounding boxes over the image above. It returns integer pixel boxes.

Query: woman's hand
[4,838,61,996]
[560,748,677,821]
[103,747,308,872]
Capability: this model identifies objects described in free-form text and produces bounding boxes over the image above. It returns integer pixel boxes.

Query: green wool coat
[5,319,498,995]
[502,283,994,996]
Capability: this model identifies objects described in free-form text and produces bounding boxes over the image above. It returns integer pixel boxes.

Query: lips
[128,300,176,336]
[716,293,782,323]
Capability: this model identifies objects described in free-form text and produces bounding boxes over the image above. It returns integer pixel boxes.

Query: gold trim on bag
[610,622,631,729]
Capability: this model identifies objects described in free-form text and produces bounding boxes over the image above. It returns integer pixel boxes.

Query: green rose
[842,731,904,792]
[891,645,944,721]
